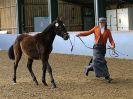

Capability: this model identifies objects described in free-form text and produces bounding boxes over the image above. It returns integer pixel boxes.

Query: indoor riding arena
[0,0,133,99]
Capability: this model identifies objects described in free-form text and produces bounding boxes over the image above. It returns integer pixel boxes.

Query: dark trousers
[87,44,110,77]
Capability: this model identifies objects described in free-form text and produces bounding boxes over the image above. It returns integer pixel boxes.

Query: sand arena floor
[0,51,133,99]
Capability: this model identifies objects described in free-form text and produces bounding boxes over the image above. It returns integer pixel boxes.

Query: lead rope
[107,46,119,57]
[107,45,128,57]
[77,37,128,57]
[69,36,76,52]
[78,37,93,49]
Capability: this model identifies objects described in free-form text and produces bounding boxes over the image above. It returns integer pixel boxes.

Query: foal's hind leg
[47,61,56,88]
[27,58,38,85]
[13,54,22,83]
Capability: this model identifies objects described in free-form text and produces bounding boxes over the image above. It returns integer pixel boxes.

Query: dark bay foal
[8,17,69,88]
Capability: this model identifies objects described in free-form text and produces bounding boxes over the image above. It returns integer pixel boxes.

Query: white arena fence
[0,31,133,59]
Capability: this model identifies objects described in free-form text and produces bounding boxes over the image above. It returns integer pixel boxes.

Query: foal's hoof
[13,80,16,85]
[52,84,57,89]
[36,82,39,85]
[34,81,39,85]
[42,80,48,86]
[13,82,16,85]
[43,82,48,86]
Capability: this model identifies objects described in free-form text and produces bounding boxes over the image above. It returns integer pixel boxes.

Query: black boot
[84,67,93,76]
[84,58,93,76]
[105,76,113,83]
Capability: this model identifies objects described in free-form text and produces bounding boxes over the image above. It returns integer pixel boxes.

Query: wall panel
[0,0,16,33]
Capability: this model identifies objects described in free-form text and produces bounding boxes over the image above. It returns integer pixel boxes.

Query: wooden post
[16,0,22,34]
[94,0,106,26]
[48,0,58,23]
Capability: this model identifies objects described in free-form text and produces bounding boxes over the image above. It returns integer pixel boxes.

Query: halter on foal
[8,17,69,88]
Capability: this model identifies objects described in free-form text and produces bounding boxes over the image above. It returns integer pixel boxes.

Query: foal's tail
[8,45,15,60]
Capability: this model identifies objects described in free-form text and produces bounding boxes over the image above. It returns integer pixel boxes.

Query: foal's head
[54,17,69,40]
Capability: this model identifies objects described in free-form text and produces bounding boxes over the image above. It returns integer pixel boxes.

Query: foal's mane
[41,20,56,34]
[35,20,57,42]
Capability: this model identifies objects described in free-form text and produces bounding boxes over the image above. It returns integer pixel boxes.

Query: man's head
[99,17,107,27]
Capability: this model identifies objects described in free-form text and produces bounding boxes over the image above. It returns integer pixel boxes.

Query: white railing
[0,31,133,59]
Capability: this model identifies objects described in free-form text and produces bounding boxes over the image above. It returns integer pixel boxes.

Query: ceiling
[61,0,93,5]
[62,0,133,5]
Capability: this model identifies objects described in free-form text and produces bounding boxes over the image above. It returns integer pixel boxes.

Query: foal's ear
[56,16,62,21]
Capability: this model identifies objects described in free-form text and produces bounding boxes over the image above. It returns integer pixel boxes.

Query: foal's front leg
[27,58,38,85]
[47,61,56,88]
[42,61,48,86]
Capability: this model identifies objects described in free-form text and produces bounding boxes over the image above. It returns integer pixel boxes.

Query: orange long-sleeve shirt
[79,26,115,48]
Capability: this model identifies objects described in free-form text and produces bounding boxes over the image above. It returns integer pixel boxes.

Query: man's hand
[110,45,115,49]
[76,34,80,37]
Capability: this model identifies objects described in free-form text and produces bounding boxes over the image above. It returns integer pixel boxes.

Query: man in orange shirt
[76,17,115,83]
